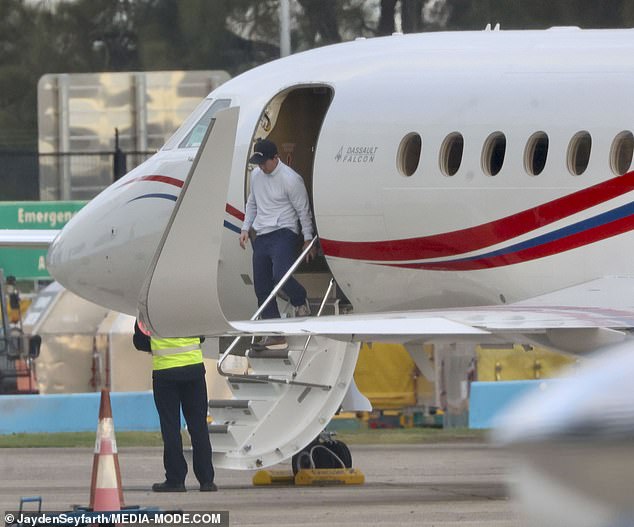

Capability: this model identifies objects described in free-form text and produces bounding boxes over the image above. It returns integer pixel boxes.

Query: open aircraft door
[138,107,239,337]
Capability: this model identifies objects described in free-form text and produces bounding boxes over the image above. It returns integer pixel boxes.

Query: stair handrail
[293,277,335,378]
[216,236,330,390]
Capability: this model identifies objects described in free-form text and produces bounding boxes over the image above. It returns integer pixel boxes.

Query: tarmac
[1,442,519,526]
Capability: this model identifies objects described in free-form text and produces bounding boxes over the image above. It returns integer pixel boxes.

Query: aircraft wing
[0,229,59,248]
[231,314,490,341]
[228,276,634,348]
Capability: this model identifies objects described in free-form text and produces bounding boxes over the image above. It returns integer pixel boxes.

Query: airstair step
[246,348,291,359]
[208,424,229,434]
[246,348,297,376]
[280,297,342,318]
[208,423,254,452]
[227,376,281,398]
[208,399,272,424]
[308,298,339,316]
[208,399,250,409]
[226,341,295,358]
[227,376,268,384]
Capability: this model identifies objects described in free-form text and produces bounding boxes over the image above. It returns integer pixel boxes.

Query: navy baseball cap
[249,139,278,164]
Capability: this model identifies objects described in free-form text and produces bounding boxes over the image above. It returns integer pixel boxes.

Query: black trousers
[252,228,307,319]
[152,363,214,485]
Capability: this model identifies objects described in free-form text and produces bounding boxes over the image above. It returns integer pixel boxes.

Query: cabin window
[524,132,549,176]
[610,131,634,176]
[567,131,592,176]
[178,98,231,148]
[439,132,464,176]
[397,133,422,177]
[481,132,506,176]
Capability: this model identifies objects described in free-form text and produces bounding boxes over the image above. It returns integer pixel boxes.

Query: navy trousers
[252,228,308,319]
[152,363,214,485]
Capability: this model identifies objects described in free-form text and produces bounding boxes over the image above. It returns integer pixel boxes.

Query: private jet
[4,28,634,518]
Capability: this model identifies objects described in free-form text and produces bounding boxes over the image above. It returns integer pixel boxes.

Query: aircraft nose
[46,207,99,296]
[47,227,75,284]
[46,229,67,283]
[45,195,136,314]
[46,182,174,315]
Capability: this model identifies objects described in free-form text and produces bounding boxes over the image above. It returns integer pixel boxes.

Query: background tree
[401,0,423,32]
[0,0,41,148]
[101,0,282,73]
[4,0,634,157]
[296,0,342,45]
[377,0,398,35]
[443,0,634,30]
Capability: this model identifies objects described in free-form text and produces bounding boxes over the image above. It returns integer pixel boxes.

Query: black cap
[248,139,278,165]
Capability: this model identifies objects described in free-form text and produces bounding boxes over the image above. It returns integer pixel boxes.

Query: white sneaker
[294,300,311,317]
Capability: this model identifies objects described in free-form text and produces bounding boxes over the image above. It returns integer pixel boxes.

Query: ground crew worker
[133,320,216,492]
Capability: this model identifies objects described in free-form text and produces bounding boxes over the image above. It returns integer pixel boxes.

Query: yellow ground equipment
[253,468,365,486]
[252,469,295,486]
[253,431,365,486]
[476,344,577,381]
[295,468,365,486]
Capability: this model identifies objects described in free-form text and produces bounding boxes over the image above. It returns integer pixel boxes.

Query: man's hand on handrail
[303,239,318,262]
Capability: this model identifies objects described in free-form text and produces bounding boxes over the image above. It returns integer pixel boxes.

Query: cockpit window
[178,98,231,148]
[161,98,212,151]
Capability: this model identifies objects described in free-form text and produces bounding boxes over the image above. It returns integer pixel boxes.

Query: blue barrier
[0,392,162,434]
[469,380,551,429]
[1,381,552,434]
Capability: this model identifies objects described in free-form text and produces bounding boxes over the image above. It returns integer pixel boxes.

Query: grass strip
[337,427,488,445]
[0,427,487,448]
[0,431,165,448]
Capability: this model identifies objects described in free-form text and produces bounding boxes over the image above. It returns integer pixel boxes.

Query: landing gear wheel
[291,436,352,474]
[327,439,352,468]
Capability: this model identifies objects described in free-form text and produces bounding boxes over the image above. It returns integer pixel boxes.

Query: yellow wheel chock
[295,468,365,486]
[253,467,365,486]
[252,469,295,486]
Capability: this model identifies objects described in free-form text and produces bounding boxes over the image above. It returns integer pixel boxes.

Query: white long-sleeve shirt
[242,160,314,241]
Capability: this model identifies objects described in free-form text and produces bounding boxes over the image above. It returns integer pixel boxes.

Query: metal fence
[0,151,40,201]
[0,150,155,201]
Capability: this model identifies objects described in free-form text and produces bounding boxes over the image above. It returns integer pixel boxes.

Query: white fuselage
[48,28,634,322]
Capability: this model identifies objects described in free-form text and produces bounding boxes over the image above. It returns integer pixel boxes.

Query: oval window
[524,132,549,176]
[439,132,464,176]
[610,131,634,176]
[567,131,592,176]
[481,132,506,176]
[397,133,422,177]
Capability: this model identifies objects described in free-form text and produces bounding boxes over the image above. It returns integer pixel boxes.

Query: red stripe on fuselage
[118,175,184,188]
[225,203,245,221]
[137,175,184,187]
[320,172,634,261]
[392,211,634,271]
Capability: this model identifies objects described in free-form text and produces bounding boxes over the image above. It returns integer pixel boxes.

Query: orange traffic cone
[89,389,124,511]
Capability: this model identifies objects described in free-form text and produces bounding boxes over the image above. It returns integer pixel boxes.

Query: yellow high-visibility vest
[150,336,203,371]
